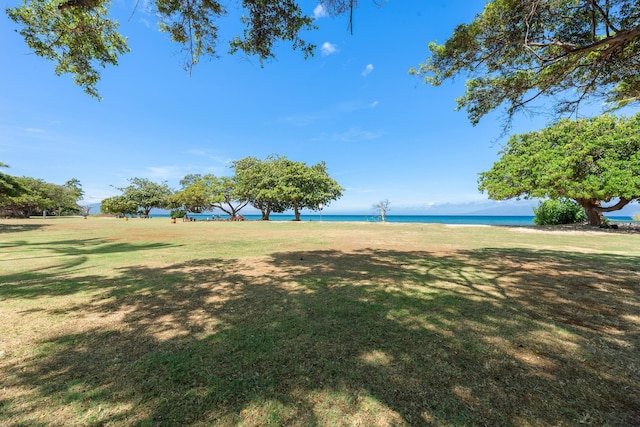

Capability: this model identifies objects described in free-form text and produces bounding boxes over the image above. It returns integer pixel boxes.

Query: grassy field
[1,217,639,426]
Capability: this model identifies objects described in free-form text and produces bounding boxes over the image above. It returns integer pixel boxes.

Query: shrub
[534,199,587,225]
[170,209,186,219]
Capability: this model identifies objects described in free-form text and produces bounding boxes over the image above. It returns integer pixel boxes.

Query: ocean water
[157,214,635,226]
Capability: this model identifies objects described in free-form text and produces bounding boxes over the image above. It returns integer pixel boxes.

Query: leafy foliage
[209,176,250,218]
[232,155,343,220]
[117,178,173,217]
[169,174,216,214]
[6,0,364,97]
[228,0,315,63]
[0,175,84,218]
[100,195,138,217]
[412,0,640,125]
[7,0,129,98]
[478,113,640,225]
[533,199,587,225]
[232,156,290,220]
[169,174,249,217]
[278,159,344,221]
[0,163,27,200]
[169,208,186,219]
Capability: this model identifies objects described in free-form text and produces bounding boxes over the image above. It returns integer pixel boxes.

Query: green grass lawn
[1,217,639,426]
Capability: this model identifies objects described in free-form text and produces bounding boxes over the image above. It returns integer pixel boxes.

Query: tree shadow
[0,238,178,299]
[0,223,50,234]
[3,248,639,425]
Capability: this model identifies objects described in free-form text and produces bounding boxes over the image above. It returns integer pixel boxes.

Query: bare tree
[373,199,390,222]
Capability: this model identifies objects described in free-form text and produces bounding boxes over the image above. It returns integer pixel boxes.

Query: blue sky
[1,1,636,215]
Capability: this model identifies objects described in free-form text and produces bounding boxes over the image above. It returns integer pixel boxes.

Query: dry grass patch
[1,217,639,426]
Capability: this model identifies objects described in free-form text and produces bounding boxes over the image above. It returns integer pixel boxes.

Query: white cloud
[321,42,338,56]
[361,64,374,77]
[314,4,328,18]
[370,101,379,108]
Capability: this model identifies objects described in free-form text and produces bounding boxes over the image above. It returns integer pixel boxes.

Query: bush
[170,209,186,219]
[534,199,587,225]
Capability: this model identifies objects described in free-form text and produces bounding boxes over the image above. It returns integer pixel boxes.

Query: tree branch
[596,197,635,212]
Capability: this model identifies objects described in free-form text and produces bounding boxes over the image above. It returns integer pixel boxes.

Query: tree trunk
[577,199,603,226]
[577,197,634,226]
[584,206,603,226]
[293,201,301,221]
[261,204,271,220]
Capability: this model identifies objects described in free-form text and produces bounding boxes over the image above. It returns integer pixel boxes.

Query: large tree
[6,0,363,98]
[118,177,173,218]
[100,195,138,217]
[1,176,52,217]
[279,159,344,221]
[209,175,250,218]
[478,113,640,226]
[412,0,640,126]
[48,178,84,216]
[0,175,82,217]
[232,156,288,220]
[169,174,249,217]
[169,174,215,214]
[232,155,343,221]
[0,163,27,200]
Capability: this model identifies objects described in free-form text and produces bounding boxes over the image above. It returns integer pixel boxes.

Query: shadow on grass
[0,238,177,299]
[2,248,639,426]
[0,223,50,234]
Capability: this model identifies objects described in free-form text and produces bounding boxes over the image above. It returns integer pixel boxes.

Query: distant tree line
[101,155,344,221]
[0,163,85,218]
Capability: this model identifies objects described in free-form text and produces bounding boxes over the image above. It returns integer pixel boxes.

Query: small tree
[373,199,391,222]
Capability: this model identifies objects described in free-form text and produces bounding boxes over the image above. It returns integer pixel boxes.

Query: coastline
[143,213,636,227]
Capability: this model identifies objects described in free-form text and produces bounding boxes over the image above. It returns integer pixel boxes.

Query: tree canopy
[411,0,640,126]
[101,156,342,220]
[6,0,362,98]
[100,194,138,217]
[169,174,217,214]
[0,163,27,200]
[169,174,249,217]
[232,156,292,221]
[0,174,84,218]
[478,113,640,225]
[232,155,343,220]
[117,177,172,218]
[278,159,344,221]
